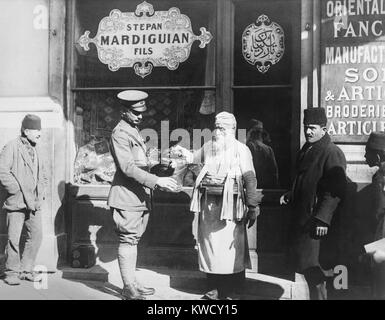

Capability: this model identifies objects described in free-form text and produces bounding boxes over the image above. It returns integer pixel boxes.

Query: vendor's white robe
[192,140,255,274]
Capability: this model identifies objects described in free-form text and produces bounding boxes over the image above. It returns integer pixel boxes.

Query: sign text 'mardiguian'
[100,33,190,46]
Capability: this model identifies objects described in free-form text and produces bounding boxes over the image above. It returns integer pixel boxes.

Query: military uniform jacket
[107,120,158,212]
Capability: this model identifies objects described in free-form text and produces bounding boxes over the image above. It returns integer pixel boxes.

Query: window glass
[234,88,292,189]
[73,89,215,186]
[74,89,215,144]
[233,0,299,86]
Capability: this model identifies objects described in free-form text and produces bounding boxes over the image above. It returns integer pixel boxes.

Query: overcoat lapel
[17,138,34,176]
[296,134,331,173]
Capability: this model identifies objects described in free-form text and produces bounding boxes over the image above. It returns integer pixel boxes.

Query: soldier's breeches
[112,208,149,286]
[112,209,149,245]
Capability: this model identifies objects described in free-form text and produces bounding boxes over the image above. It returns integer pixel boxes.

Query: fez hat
[303,107,327,126]
[22,114,41,130]
[366,132,385,151]
[117,90,148,112]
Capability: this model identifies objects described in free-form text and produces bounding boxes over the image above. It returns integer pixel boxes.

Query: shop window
[234,88,292,188]
[232,0,301,188]
[70,0,216,185]
[73,0,215,88]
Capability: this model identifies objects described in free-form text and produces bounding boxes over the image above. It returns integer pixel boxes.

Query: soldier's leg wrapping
[112,209,148,286]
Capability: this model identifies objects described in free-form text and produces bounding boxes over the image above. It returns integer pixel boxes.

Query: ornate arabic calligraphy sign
[78,1,213,78]
[242,14,285,74]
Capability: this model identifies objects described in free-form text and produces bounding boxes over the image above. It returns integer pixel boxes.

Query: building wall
[0,0,67,271]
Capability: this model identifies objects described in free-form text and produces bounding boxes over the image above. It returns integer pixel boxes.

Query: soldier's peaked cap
[117,90,148,112]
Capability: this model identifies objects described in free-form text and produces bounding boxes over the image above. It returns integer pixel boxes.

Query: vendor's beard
[211,132,235,155]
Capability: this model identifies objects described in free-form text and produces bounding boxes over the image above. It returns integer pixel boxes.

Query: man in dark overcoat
[107,90,178,300]
[280,107,347,300]
[364,132,385,299]
[0,114,48,285]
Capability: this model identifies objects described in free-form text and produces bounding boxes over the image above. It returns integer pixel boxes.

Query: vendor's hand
[316,225,328,237]
[171,145,192,160]
[245,207,259,229]
[156,177,178,192]
[279,192,290,205]
[312,219,329,237]
[373,249,385,263]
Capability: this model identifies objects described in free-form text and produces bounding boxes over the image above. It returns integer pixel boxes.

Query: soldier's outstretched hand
[156,177,178,192]
[171,145,192,160]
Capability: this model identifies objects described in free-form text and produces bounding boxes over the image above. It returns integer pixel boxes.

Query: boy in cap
[280,107,347,300]
[365,131,385,299]
[0,114,48,285]
[246,119,279,188]
[107,90,178,300]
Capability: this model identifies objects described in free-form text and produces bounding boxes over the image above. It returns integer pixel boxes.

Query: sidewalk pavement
[0,260,294,300]
[0,261,373,300]
[0,270,203,300]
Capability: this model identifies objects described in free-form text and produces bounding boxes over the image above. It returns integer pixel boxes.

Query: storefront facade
[0,0,381,281]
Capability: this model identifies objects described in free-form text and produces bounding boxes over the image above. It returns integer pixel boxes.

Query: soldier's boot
[118,244,146,300]
[19,271,42,282]
[134,279,155,296]
[121,283,146,300]
[3,271,21,286]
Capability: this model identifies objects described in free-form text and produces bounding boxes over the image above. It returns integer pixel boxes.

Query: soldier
[364,131,385,299]
[107,90,178,300]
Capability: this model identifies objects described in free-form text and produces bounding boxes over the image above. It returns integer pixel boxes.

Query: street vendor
[173,111,260,300]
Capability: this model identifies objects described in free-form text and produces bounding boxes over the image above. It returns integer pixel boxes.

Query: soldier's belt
[138,165,150,172]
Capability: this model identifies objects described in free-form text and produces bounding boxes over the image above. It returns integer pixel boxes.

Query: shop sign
[242,14,285,74]
[78,1,213,78]
[321,0,385,142]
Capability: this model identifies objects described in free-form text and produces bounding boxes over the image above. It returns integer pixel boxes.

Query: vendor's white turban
[215,111,236,129]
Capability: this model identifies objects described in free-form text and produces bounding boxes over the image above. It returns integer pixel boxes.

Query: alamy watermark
[333,264,348,290]
[32,265,48,290]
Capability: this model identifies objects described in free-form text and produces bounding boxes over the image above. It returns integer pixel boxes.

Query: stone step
[59,264,302,300]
